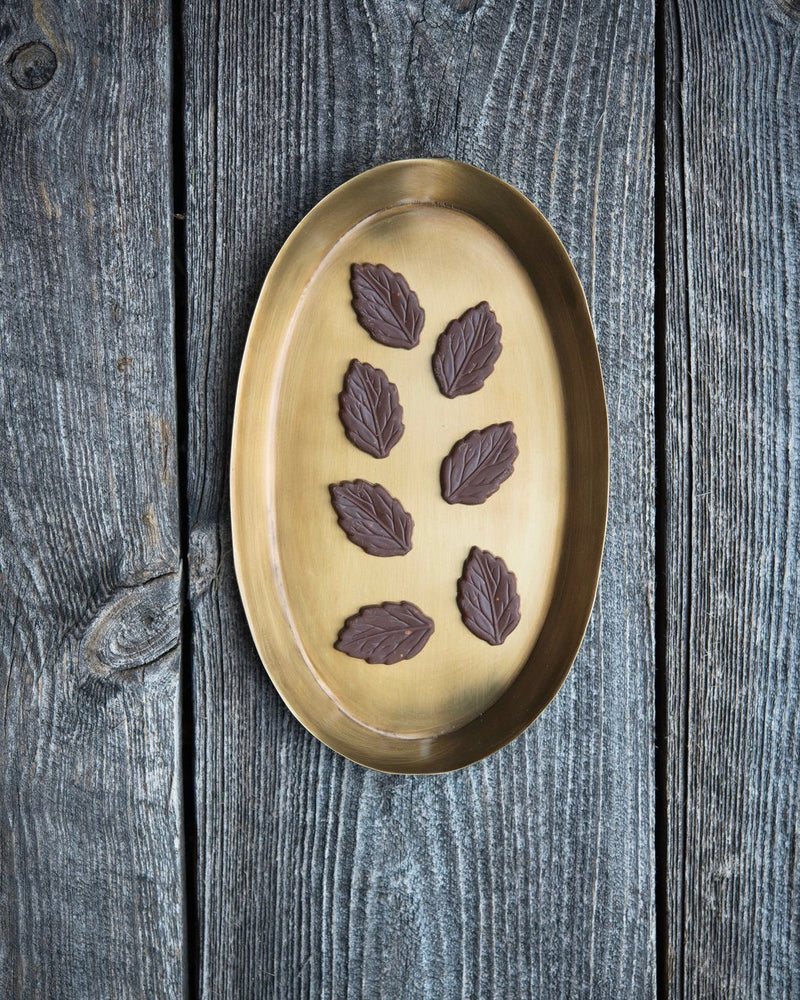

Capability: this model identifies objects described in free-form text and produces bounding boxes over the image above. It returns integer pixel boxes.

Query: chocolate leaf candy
[440,422,518,505]
[457,547,521,645]
[432,301,502,398]
[329,480,413,556]
[339,359,404,459]
[335,601,435,664]
[350,263,425,349]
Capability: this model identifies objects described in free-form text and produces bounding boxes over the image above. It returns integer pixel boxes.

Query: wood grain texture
[0,2,184,997]
[663,1,800,996]
[183,1,655,996]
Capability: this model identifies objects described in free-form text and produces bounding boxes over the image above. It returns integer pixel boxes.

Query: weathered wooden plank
[663,2,800,997]
[183,1,655,996]
[0,3,184,997]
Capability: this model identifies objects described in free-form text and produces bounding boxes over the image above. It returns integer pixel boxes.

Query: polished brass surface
[230,159,608,773]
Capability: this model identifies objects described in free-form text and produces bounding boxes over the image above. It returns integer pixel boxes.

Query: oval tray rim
[230,157,609,774]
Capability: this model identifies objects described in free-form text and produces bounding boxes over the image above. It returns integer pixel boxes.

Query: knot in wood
[189,523,223,601]
[83,573,181,677]
[8,41,57,89]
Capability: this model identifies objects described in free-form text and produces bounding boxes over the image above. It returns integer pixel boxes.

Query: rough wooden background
[0,0,183,997]
[663,1,800,997]
[183,1,655,997]
[0,0,797,997]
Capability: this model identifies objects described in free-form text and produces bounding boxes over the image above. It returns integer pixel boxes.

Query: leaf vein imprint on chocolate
[350,263,425,349]
[339,359,404,458]
[432,301,503,398]
[335,601,435,664]
[457,547,521,645]
[440,422,518,505]
[329,480,413,556]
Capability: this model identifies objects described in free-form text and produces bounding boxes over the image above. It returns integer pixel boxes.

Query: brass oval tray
[231,159,608,773]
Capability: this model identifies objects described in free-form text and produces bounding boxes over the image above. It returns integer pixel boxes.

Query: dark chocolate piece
[440,422,518,505]
[329,480,413,557]
[432,301,502,398]
[335,601,435,664]
[350,263,425,349]
[339,359,404,459]
[457,547,521,645]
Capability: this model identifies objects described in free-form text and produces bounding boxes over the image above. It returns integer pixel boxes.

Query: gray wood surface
[183,2,655,997]
[663,1,800,997]
[0,2,184,998]
[7,1,796,996]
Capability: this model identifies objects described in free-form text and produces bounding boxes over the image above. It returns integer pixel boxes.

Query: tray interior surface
[275,204,566,737]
